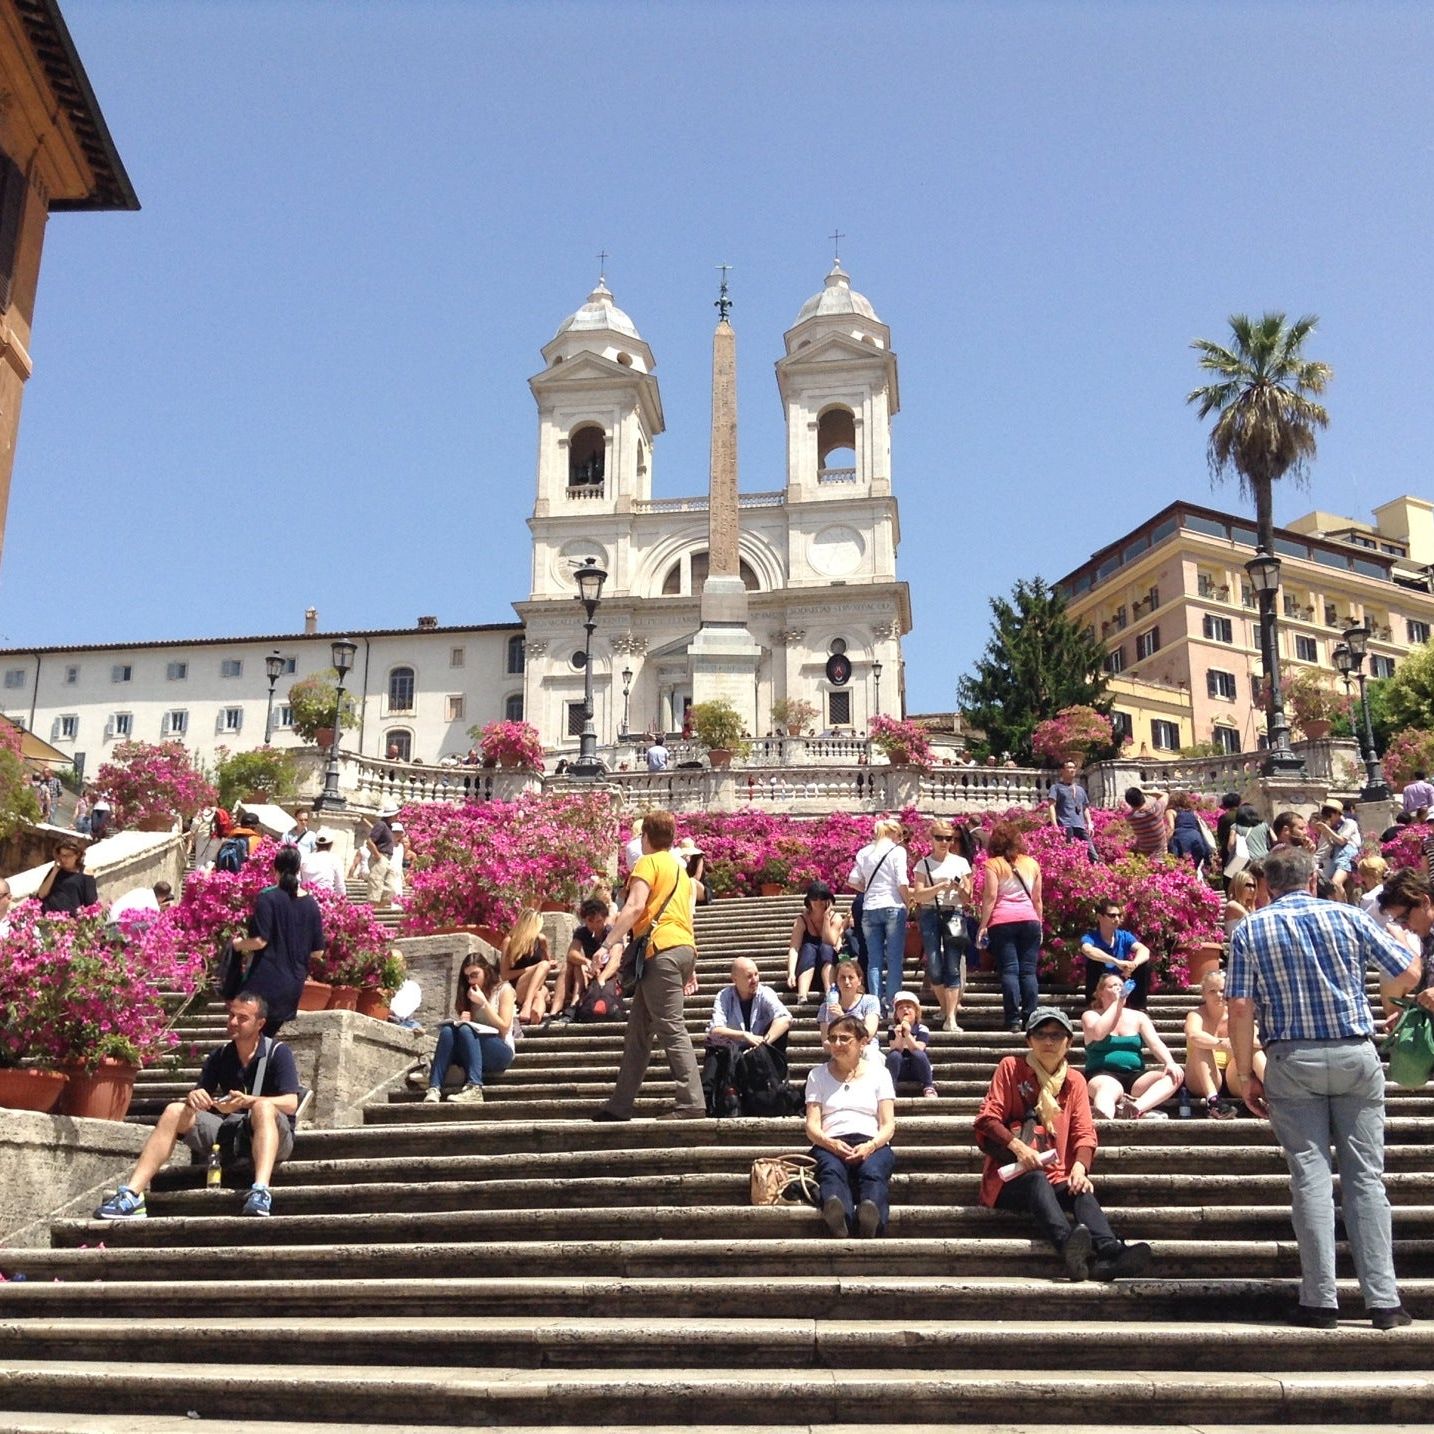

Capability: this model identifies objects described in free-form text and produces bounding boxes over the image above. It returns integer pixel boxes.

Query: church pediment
[530,354,664,432]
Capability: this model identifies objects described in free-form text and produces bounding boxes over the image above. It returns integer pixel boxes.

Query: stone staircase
[2,893,1433,1430]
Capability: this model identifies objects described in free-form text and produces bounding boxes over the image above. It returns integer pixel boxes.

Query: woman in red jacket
[973,1007,1154,1281]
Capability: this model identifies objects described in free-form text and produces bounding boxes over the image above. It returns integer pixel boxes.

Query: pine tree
[957,578,1110,763]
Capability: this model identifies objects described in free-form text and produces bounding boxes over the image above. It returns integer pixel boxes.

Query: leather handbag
[749,1153,820,1207]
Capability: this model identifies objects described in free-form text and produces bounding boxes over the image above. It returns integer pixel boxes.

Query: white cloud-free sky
[1,0,1430,713]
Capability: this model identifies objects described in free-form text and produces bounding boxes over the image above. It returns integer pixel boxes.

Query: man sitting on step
[702,957,793,1116]
[94,993,301,1220]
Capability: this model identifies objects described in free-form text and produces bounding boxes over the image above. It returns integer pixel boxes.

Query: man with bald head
[702,957,793,1116]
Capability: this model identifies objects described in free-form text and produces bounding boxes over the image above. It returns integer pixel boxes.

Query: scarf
[1024,1050,1067,1134]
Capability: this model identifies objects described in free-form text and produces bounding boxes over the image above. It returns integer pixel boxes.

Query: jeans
[1061,825,1099,862]
[995,1171,1120,1256]
[812,1135,895,1233]
[885,1048,934,1089]
[1264,1037,1399,1310]
[919,906,966,989]
[861,906,907,1015]
[430,1023,514,1089]
[989,919,1042,1028]
[796,938,836,977]
[606,946,703,1116]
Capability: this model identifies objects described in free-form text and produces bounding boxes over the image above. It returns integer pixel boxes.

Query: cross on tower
[830,229,845,261]
[596,249,609,281]
[715,263,733,321]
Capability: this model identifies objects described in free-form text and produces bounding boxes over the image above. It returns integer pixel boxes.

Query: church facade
[516,263,912,748]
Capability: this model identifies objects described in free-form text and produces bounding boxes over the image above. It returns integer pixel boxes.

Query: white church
[0,265,911,770]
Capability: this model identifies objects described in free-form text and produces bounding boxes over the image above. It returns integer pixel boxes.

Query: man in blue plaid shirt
[1229,845,1420,1330]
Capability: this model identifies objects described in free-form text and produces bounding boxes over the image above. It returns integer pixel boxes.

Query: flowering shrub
[1382,823,1432,871]
[0,902,206,1068]
[96,740,216,831]
[475,720,544,770]
[288,671,359,744]
[0,718,39,841]
[1031,706,1114,767]
[1281,666,1351,735]
[398,792,618,933]
[868,715,934,770]
[1382,728,1434,793]
[310,890,393,986]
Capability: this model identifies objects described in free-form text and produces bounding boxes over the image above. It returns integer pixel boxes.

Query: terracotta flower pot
[1188,941,1224,987]
[707,747,733,770]
[299,979,332,1011]
[1301,719,1333,741]
[759,883,783,898]
[134,814,174,833]
[57,1059,138,1122]
[539,900,570,914]
[356,989,391,1021]
[327,984,360,1011]
[473,926,505,949]
[0,1066,67,1113]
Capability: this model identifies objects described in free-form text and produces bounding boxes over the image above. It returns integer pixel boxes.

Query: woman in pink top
[977,822,1044,1033]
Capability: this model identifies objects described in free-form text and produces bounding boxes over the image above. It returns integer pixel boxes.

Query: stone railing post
[887,767,923,811]
[707,770,739,812]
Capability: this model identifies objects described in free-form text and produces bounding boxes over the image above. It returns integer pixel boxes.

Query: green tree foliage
[1329,677,1395,754]
[1381,644,1434,735]
[0,721,40,843]
[957,578,1110,763]
[214,748,300,812]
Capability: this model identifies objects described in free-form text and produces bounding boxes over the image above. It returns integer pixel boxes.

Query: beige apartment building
[1057,495,1434,756]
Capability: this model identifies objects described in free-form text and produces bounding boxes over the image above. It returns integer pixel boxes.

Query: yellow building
[1057,496,1434,756]
[0,0,137,569]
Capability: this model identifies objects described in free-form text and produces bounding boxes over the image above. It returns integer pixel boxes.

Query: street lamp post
[314,637,358,811]
[263,649,285,746]
[1244,552,1304,775]
[620,665,633,741]
[872,659,883,719]
[1342,621,1391,802]
[567,558,608,778]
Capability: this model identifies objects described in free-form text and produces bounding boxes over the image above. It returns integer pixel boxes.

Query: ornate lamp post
[263,649,285,747]
[314,637,358,811]
[620,665,633,741]
[567,558,608,778]
[1341,621,1391,802]
[1244,552,1304,775]
[872,658,883,719]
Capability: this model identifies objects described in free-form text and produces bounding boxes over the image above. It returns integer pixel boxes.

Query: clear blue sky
[1,0,1430,714]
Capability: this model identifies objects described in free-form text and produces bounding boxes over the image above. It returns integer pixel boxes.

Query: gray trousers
[1264,1037,1399,1310]
[606,945,703,1116]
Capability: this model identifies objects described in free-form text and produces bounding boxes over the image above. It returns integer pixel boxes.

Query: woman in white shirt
[910,821,973,1032]
[846,817,913,1019]
[805,1014,897,1237]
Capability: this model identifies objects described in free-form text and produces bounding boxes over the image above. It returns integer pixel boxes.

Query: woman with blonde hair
[846,816,913,1018]
[976,822,1044,1033]
[1224,869,1257,937]
[500,908,553,1026]
[1183,967,1261,1120]
[910,821,973,1032]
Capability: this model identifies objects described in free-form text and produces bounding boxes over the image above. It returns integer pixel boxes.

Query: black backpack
[734,1043,804,1117]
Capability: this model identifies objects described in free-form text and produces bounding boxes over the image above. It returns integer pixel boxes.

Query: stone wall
[283,1009,427,1129]
[6,830,186,904]
[0,1111,180,1249]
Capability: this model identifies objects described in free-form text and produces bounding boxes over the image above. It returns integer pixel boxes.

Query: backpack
[734,1043,804,1117]
[575,977,626,1022]
[216,836,249,874]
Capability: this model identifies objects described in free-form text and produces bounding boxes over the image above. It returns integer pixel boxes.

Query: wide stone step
[0,1358,1428,1425]
[2,1423,1429,1434]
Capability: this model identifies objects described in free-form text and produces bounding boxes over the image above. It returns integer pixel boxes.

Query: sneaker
[404,1062,430,1090]
[1371,1306,1413,1330]
[822,1195,849,1238]
[1138,1110,1170,1121]
[421,1087,442,1103]
[1061,1222,1093,1282]
[449,1083,485,1104]
[240,1185,272,1218]
[1092,1241,1153,1281]
[1206,1099,1237,1121]
[655,1108,705,1120]
[945,1018,963,1033]
[550,1010,573,1026]
[1114,1094,1140,1120]
[922,1086,939,1098]
[94,1186,146,1220]
[1291,1305,1339,1330]
[1008,1023,1024,1035]
[856,1199,881,1238]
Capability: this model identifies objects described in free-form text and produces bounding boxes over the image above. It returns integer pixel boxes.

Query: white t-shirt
[849,839,909,912]
[301,849,346,898]
[803,1061,895,1142]
[914,853,971,908]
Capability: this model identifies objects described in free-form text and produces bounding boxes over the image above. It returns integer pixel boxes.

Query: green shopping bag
[1383,1000,1434,1089]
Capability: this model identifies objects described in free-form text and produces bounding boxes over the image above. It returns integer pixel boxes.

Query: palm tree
[1187,312,1332,773]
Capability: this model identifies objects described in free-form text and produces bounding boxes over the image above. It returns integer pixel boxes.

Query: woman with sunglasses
[1183,968,1261,1119]
[909,822,973,1032]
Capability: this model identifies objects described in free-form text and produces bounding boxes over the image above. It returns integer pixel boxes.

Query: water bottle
[206,1142,223,1189]
[1177,1085,1192,1120]
[1121,978,1137,999]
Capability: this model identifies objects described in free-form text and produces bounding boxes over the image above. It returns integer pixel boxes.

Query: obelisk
[690,266,761,729]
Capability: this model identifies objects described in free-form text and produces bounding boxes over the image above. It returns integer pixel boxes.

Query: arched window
[568,426,605,488]
[504,693,524,721]
[506,635,525,674]
[817,406,857,479]
[661,551,759,596]
[384,729,412,761]
[388,666,415,712]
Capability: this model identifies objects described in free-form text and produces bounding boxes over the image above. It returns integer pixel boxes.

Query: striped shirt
[1227,892,1413,1042]
[1126,796,1168,857]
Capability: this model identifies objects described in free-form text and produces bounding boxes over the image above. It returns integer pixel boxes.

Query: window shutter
[49,717,61,742]
[104,716,116,739]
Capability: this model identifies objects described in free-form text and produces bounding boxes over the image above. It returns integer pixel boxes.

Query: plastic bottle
[206,1143,223,1189]
[1177,1085,1192,1120]
[1120,978,1137,999]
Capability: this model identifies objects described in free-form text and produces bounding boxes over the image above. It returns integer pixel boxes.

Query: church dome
[553,280,641,342]
[794,262,879,325]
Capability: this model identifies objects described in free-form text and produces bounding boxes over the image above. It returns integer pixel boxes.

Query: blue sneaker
[94,1186,146,1220]
[240,1185,272,1217]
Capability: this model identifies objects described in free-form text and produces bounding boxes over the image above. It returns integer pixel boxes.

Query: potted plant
[1030,706,1116,768]
[214,747,300,812]
[357,950,407,1021]
[868,714,935,769]
[473,719,544,771]
[756,854,791,897]
[287,671,359,748]
[770,697,818,738]
[1281,666,1347,740]
[704,857,741,898]
[689,700,748,769]
[96,740,217,833]
[311,891,393,1013]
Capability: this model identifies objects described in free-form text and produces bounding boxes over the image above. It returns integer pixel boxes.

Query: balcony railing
[566,485,607,500]
[631,490,785,515]
[817,467,857,484]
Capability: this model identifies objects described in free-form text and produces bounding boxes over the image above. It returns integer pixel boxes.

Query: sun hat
[379,802,401,818]
[314,829,335,847]
[1025,1007,1074,1036]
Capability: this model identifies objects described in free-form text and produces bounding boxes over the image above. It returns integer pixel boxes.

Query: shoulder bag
[749,1152,820,1207]
[1383,999,1434,1089]
[617,856,682,991]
